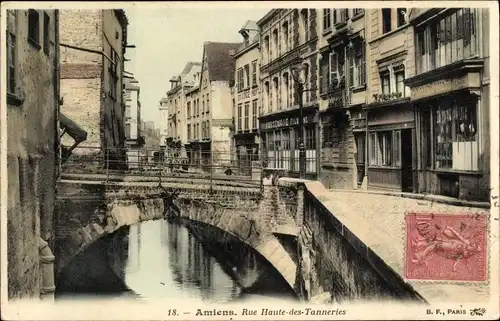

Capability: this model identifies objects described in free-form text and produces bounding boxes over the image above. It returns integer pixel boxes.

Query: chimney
[229,49,236,56]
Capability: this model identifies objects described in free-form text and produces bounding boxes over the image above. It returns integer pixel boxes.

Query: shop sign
[260,114,314,130]
[411,74,478,101]
[237,90,250,100]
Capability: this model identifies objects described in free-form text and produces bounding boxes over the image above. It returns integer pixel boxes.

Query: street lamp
[291,63,309,179]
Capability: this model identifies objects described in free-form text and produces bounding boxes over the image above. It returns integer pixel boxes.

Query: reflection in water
[56,219,295,303]
[125,220,241,302]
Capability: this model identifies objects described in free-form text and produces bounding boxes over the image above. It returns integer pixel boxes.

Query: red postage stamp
[405,212,488,282]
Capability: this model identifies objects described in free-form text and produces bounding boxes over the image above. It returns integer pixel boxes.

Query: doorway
[401,129,413,192]
[354,133,365,187]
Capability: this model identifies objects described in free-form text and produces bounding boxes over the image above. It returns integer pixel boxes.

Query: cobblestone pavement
[321,189,490,303]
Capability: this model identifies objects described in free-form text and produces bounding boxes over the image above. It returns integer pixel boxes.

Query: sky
[124,7,270,128]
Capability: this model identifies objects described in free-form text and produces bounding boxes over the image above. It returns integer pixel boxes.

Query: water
[56,219,296,303]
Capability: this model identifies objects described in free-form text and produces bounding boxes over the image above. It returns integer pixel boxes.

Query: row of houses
[161,7,491,202]
[4,9,133,299]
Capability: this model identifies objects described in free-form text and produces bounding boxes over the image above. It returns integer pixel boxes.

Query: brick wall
[60,78,102,152]
[6,10,59,299]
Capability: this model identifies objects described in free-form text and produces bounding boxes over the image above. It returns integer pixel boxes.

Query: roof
[204,42,242,82]
[181,61,202,75]
[239,20,259,34]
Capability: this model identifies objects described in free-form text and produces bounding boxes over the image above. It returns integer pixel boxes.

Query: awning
[59,112,87,143]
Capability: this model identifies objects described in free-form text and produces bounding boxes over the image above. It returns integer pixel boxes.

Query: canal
[56,218,297,303]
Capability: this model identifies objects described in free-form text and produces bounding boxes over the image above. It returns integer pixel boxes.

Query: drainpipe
[54,9,61,178]
[39,238,56,301]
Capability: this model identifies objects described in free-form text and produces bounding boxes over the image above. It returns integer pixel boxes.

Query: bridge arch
[55,194,298,292]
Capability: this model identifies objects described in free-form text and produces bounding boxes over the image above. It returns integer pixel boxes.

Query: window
[202,96,205,113]
[319,54,330,94]
[416,9,477,74]
[43,12,50,56]
[244,64,250,88]
[381,72,390,95]
[370,131,393,166]
[237,68,244,91]
[237,104,242,131]
[300,9,309,44]
[244,102,249,130]
[397,8,406,27]
[348,41,366,87]
[395,70,405,96]
[340,9,349,22]
[323,9,332,31]
[187,102,191,119]
[251,60,257,86]
[125,123,131,138]
[206,95,209,113]
[329,52,339,85]
[435,98,478,169]
[264,36,270,63]
[272,29,279,59]
[109,47,118,100]
[382,8,392,34]
[188,124,191,140]
[28,9,40,46]
[7,10,17,95]
[353,8,364,16]
[333,9,337,25]
[252,100,258,129]
[282,22,289,52]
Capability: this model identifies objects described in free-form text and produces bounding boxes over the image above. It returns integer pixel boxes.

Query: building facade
[6,9,60,299]
[196,42,241,171]
[404,8,490,201]
[124,77,144,168]
[166,62,202,161]
[232,21,261,175]
[363,8,416,192]
[316,8,368,189]
[59,9,128,168]
[258,9,321,179]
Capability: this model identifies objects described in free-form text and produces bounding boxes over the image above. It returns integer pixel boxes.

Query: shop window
[370,131,393,166]
[394,130,401,166]
[435,103,454,169]
[355,134,365,165]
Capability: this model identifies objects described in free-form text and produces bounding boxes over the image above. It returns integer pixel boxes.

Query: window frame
[323,9,332,31]
[244,102,250,130]
[43,11,50,56]
[251,60,258,87]
[237,103,242,131]
[382,8,392,34]
[28,9,40,48]
[7,10,19,99]
[252,99,258,129]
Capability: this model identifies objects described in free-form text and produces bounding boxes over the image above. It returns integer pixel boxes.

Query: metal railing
[61,146,264,190]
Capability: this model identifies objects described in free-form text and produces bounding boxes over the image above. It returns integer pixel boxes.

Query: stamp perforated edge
[402,209,491,286]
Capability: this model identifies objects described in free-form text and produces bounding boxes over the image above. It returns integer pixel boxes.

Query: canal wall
[276,177,425,303]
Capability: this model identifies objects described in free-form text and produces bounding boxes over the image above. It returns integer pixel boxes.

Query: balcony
[320,77,347,109]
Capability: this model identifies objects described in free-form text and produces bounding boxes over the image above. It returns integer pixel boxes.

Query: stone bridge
[55,175,302,293]
[55,170,482,303]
